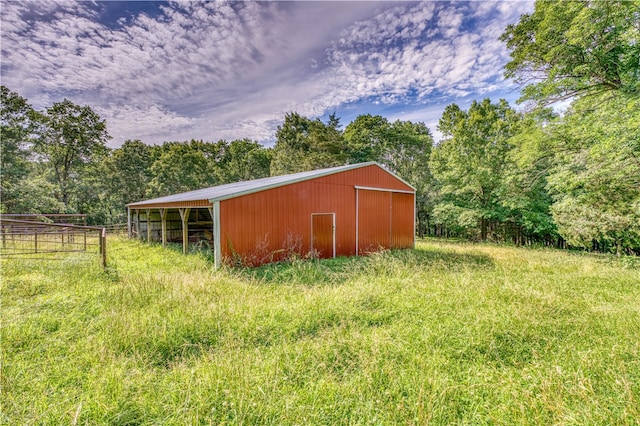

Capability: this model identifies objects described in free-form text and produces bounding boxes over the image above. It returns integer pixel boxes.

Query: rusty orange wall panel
[312,164,414,191]
[391,192,415,248]
[357,189,392,254]
[218,164,414,265]
[220,181,356,263]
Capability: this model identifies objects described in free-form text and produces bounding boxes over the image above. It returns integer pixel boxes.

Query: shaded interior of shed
[129,207,213,252]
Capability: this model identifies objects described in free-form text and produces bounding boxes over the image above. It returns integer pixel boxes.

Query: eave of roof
[127,162,415,208]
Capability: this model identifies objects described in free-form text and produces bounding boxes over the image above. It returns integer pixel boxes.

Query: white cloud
[1,1,533,147]
[324,1,531,107]
[96,104,194,144]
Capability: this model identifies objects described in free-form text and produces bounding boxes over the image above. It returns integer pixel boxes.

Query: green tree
[430,99,520,241]
[343,114,391,164]
[70,160,110,224]
[33,99,110,207]
[108,140,153,205]
[0,86,63,213]
[146,142,219,197]
[90,140,153,223]
[217,139,272,183]
[384,120,433,182]
[499,109,558,244]
[546,94,640,254]
[501,0,640,105]
[344,115,433,176]
[270,113,346,175]
[500,0,640,254]
[1,86,34,213]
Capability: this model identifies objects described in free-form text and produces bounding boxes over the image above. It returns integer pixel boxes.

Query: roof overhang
[127,200,212,209]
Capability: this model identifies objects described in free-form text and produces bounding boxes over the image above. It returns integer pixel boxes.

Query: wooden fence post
[101,228,107,268]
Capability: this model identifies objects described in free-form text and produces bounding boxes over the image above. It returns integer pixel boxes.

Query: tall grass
[2,238,639,424]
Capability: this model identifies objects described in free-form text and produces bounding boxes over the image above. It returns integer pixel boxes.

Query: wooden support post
[146,209,152,243]
[213,201,221,269]
[135,210,141,239]
[127,207,132,239]
[179,208,191,255]
[355,188,359,256]
[34,225,38,254]
[159,208,167,247]
[207,206,214,252]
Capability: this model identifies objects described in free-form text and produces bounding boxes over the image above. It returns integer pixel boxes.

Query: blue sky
[1,1,533,147]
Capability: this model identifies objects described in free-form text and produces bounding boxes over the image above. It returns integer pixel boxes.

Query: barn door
[357,189,391,254]
[311,213,335,259]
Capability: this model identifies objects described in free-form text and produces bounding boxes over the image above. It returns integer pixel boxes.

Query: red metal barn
[127,162,415,267]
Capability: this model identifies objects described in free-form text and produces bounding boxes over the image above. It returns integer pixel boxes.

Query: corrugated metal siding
[219,164,414,265]
[312,164,414,192]
[357,190,392,254]
[391,192,415,248]
[221,180,355,264]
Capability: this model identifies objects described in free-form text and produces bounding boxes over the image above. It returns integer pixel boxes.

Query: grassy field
[2,238,639,425]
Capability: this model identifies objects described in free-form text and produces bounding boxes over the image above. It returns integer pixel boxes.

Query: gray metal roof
[127,162,414,207]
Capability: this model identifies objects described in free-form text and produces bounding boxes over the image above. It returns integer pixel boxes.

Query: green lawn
[2,238,639,425]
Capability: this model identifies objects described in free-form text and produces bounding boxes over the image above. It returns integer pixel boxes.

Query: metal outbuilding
[127,162,415,267]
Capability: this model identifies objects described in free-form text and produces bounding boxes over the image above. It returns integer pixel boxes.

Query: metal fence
[102,223,128,235]
[0,219,107,267]
[0,213,87,225]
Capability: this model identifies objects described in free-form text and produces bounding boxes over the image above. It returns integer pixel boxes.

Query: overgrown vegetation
[2,238,639,424]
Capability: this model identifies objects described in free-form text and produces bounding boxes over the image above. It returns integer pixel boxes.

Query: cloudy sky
[1,1,532,147]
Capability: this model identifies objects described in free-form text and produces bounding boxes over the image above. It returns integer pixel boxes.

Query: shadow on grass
[232,245,495,286]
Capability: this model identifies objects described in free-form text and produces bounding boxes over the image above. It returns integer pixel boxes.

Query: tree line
[1,0,638,255]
